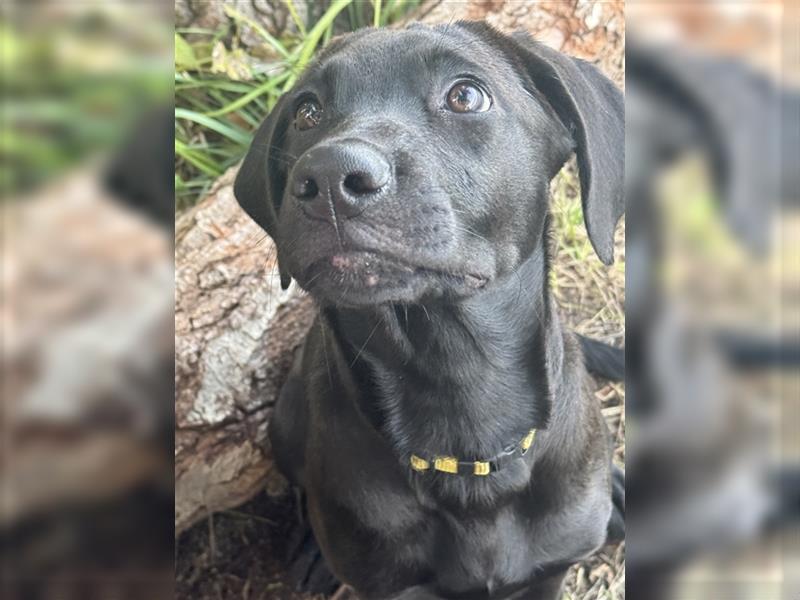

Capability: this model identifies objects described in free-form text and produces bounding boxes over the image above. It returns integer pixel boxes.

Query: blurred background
[626,1,799,599]
[1,1,174,599]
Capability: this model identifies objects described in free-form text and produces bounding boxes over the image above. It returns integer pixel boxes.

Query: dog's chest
[432,506,540,592]
[315,441,608,598]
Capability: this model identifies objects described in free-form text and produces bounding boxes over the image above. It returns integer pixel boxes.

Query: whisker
[302,270,324,288]
[350,317,383,368]
[317,310,334,391]
[452,224,490,244]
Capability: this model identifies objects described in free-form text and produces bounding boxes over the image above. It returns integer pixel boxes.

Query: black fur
[578,334,625,380]
[235,22,624,599]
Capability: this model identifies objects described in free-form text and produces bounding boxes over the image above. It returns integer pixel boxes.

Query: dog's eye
[295,99,323,130]
[446,81,491,113]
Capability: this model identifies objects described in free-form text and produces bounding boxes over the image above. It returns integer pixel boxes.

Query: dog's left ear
[234,95,292,289]
[509,34,624,265]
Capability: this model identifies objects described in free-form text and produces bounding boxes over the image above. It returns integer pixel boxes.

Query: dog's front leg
[285,501,340,595]
[268,345,342,594]
[268,344,309,487]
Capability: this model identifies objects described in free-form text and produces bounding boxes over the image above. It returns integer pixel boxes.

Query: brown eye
[446,81,491,113]
[295,99,322,130]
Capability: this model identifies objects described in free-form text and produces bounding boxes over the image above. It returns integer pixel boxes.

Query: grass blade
[284,0,307,36]
[287,0,353,89]
[175,33,198,70]
[175,140,223,177]
[204,71,291,118]
[355,0,366,29]
[383,0,400,24]
[175,108,250,144]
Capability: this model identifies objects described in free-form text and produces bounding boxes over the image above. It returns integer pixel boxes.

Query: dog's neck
[327,249,564,467]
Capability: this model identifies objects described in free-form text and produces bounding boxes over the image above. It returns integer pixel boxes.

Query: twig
[330,584,352,600]
[222,509,278,526]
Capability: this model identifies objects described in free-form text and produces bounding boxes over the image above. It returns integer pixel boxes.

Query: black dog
[235,22,624,599]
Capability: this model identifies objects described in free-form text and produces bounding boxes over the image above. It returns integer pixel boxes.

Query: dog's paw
[287,518,340,595]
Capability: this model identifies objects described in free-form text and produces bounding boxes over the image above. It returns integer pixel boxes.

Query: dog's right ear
[501,31,625,265]
[234,96,292,288]
[234,95,290,243]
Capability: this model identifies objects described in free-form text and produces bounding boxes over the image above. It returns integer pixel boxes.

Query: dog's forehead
[308,26,514,88]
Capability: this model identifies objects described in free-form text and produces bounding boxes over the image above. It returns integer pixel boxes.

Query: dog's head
[235,22,623,306]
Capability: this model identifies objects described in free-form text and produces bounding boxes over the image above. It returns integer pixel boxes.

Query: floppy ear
[234,96,292,288]
[509,35,625,265]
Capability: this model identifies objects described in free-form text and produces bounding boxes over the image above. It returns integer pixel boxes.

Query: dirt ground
[176,492,316,600]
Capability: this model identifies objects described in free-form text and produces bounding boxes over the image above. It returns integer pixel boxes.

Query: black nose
[291,141,391,221]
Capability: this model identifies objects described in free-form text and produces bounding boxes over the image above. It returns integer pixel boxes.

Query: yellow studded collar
[409,429,537,477]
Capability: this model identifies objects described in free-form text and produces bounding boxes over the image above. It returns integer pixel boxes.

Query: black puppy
[235,22,624,600]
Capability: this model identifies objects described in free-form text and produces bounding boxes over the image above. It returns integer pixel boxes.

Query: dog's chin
[295,251,488,307]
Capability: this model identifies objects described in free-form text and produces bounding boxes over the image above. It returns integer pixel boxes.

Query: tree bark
[174,166,315,534]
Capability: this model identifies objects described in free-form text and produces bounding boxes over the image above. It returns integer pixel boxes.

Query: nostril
[295,177,319,199]
[343,173,373,195]
[343,171,387,195]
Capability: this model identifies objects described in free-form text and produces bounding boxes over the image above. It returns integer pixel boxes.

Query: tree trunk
[174,166,315,535]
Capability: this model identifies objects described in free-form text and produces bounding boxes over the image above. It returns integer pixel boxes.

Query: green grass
[550,167,594,263]
[174,0,420,211]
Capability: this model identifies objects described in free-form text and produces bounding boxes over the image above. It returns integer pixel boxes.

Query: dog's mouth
[298,251,488,306]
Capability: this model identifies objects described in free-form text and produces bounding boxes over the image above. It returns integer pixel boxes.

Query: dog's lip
[304,250,489,289]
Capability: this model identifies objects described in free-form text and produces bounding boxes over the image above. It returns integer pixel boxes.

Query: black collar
[408,429,537,477]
